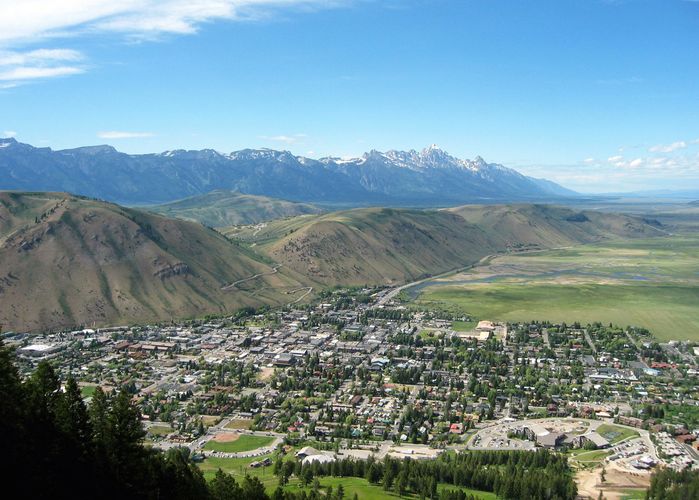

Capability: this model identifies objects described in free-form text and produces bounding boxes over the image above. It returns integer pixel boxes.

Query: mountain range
[0,138,574,206]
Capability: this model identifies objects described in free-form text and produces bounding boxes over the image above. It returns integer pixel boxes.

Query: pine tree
[56,377,93,460]
[210,469,242,499]
[241,474,269,500]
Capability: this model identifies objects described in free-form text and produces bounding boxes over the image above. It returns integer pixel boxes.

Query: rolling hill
[0,192,668,332]
[0,192,307,333]
[447,204,665,250]
[230,204,665,286]
[147,190,323,227]
[0,138,574,205]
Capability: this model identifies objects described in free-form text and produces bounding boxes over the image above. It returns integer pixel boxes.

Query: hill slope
[447,204,664,250]
[147,191,323,227]
[0,138,574,205]
[262,209,495,286]
[0,192,306,332]
[238,204,665,286]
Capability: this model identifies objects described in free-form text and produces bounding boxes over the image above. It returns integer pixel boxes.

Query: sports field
[413,236,699,341]
[203,434,275,453]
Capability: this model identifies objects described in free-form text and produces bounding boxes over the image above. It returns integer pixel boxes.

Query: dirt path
[221,264,282,291]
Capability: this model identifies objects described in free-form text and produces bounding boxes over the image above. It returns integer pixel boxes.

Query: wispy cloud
[98,131,155,139]
[0,1,354,44]
[0,48,84,85]
[2,130,17,138]
[259,133,307,144]
[595,76,643,85]
[0,1,354,86]
[649,140,688,153]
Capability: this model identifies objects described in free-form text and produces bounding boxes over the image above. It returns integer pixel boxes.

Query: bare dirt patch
[576,466,649,500]
[212,432,241,443]
[257,367,275,382]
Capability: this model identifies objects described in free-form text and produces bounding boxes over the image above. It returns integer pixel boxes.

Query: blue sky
[1,0,698,193]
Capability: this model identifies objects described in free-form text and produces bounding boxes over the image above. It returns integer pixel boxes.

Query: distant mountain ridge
[0,138,575,205]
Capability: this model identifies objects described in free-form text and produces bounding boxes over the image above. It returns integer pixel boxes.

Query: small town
[6,284,699,497]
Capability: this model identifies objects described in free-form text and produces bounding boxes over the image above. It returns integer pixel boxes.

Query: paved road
[584,330,598,354]
[542,328,551,348]
[376,254,498,306]
[377,245,576,307]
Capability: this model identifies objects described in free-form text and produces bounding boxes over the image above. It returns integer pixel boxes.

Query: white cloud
[583,158,596,164]
[649,141,687,153]
[0,1,352,44]
[260,133,307,144]
[0,66,84,81]
[0,1,352,86]
[0,48,85,84]
[98,131,155,139]
[2,130,16,138]
[607,155,623,163]
[628,158,643,168]
[0,48,83,66]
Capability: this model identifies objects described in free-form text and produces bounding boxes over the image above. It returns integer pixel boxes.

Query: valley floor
[411,235,699,341]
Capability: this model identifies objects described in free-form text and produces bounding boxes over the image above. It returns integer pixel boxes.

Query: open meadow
[412,235,699,341]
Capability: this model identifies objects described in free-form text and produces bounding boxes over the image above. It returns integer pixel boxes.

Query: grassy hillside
[447,204,665,250]
[226,204,666,287]
[0,192,307,332]
[147,190,323,227]
[262,208,496,286]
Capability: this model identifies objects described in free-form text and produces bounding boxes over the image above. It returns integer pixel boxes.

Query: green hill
[447,204,664,250]
[0,192,306,332]
[228,204,666,287]
[147,190,323,227]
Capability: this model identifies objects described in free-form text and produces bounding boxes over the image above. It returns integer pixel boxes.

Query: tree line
[0,340,264,499]
[277,449,577,499]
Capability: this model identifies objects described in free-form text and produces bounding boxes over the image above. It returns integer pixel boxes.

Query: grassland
[224,418,254,430]
[413,235,699,341]
[203,435,275,453]
[146,425,172,437]
[596,424,639,444]
[80,385,97,398]
[199,456,496,499]
[567,449,613,469]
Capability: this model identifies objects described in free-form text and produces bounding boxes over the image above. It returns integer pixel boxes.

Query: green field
[199,456,496,499]
[80,385,97,398]
[146,425,172,437]
[203,434,275,453]
[290,476,497,500]
[413,236,699,341]
[596,424,639,444]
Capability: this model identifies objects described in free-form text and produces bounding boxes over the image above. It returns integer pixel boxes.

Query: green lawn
[147,425,172,437]
[80,385,97,398]
[225,418,254,430]
[413,236,699,341]
[287,476,497,500]
[620,489,648,500]
[203,434,275,453]
[596,424,639,444]
[452,320,476,331]
[199,454,497,499]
